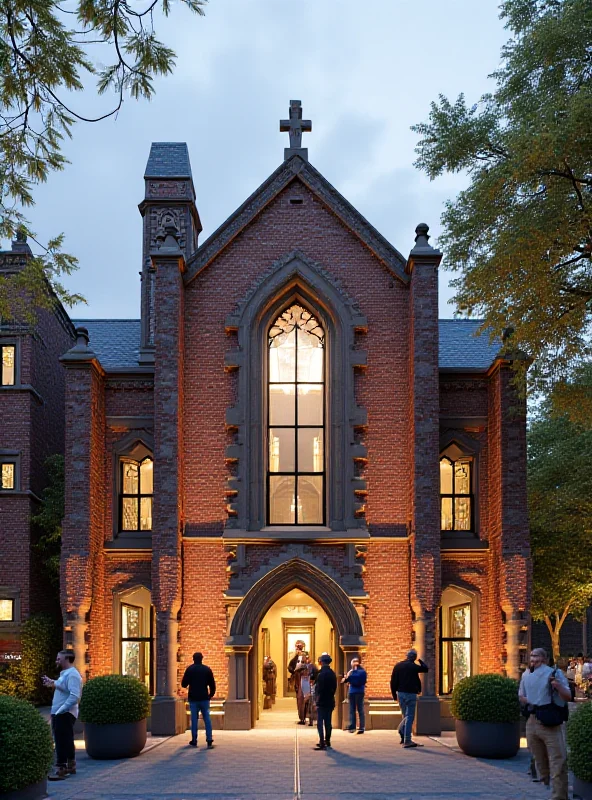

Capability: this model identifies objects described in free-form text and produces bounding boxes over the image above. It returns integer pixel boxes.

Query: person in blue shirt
[342,657,367,734]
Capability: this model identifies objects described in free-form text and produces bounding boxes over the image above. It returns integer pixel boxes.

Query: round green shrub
[80,674,150,725]
[450,673,520,723]
[0,695,54,792]
[567,701,592,782]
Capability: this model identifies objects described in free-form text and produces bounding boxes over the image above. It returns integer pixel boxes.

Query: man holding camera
[43,649,83,781]
[519,648,571,800]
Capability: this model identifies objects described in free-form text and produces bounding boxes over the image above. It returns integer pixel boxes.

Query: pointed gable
[184,155,408,285]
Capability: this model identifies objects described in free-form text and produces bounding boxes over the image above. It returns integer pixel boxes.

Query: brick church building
[2,102,532,734]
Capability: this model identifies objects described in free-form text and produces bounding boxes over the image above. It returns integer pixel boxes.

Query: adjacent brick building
[0,235,75,661]
[4,103,532,734]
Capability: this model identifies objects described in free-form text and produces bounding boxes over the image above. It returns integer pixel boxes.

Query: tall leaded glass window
[121,602,153,693]
[267,304,325,525]
[440,602,472,694]
[120,457,153,531]
[1,345,15,386]
[440,457,473,531]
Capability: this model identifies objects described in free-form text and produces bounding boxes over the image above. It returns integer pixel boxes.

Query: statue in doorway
[262,656,277,709]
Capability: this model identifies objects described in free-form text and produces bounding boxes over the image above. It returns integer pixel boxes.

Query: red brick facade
[3,137,531,733]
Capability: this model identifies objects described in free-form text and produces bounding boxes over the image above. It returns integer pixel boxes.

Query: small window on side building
[120,457,153,531]
[440,457,473,531]
[1,345,15,386]
[1,462,15,490]
[0,599,14,621]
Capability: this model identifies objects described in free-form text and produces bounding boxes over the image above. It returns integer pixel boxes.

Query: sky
[25,0,509,320]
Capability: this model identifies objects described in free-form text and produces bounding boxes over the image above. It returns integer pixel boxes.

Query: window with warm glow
[121,602,152,692]
[120,457,153,531]
[1,345,15,385]
[440,601,472,694]
[267,304,324,525]
[0,599,14,621]
[440,457,473,531]
[0,462,15,490]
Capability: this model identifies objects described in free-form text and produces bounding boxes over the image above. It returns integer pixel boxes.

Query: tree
[413,0,592,405]
[31,453,65,589]
[0,0,206,318]
[528,381,592,660]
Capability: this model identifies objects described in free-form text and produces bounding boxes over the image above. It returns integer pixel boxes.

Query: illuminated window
[267,304,324,525]
[120,457,153,531]
[0,599,14,621]
[0,462,15,490]
[1,345,15,385]
[120,602,152,693]
[440,457,473,531]
[440,599,473,694]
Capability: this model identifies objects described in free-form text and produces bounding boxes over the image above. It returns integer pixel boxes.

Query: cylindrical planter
[84,719,147,760]
[0,778,47,800]
[573,776,592,800]
[455,719,520,759]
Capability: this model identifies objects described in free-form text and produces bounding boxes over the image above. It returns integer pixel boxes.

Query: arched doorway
[224,558,366,730]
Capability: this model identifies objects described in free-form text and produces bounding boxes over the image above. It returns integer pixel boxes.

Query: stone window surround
[439,430,481,540]
[111,585,153,689]
[224,251,368,535]
[437,583,480,695]
[0,338,19,386]
[0,587,21,629]
[111,432,154,540]
[0,451,20,492]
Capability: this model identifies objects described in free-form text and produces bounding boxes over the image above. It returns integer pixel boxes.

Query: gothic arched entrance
[224,558,366,729]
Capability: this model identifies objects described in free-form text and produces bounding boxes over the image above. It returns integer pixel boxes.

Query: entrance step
[184,700,225,731]
[368,699,401,730]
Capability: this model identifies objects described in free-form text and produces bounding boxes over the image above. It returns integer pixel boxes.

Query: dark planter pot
[573,776,592,800]
[455,719,520,759]
[0,778,47,800]
[84,719,147,760]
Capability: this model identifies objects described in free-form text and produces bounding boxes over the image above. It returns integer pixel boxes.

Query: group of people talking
[288,641,429,750]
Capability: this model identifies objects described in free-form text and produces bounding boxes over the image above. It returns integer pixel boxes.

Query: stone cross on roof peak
[280,100,311,161]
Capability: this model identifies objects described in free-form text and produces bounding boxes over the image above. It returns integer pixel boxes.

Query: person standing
[181,652,216,749]
[519,648,571,800]
[43,649,83,781]
[342,657,367,734]
[390,648,428,748]
[314,653,337,750]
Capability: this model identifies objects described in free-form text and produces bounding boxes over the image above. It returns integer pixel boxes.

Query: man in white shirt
[519,648,571,800]
[43,649,83,781]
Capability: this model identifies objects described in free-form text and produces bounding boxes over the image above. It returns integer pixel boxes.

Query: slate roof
[73,318,500,372]
[439,319,500,370]
[144,143,192,179]
[72,319,141,369]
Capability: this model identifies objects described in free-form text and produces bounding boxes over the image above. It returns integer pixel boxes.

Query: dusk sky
[25,0,509,320]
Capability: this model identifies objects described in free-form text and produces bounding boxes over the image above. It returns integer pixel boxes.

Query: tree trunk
[544,607,570,662]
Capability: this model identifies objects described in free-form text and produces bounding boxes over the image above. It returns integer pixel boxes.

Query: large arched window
[267,304,325,525]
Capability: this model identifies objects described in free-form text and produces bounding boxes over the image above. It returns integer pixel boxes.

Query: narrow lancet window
[267,304,325,525]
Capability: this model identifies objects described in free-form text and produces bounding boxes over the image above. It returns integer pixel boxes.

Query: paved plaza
[45,724,561,800]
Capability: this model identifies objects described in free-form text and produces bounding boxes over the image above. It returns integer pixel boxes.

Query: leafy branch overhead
[413,0,592,400]
[0,0,206,317]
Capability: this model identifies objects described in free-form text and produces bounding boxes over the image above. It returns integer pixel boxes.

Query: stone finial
[15,228,27,243]
[74,326,90,350]
[414,223,430,246]
[407,221,442,266]
[11,228,32,254]
[502,325,515,343]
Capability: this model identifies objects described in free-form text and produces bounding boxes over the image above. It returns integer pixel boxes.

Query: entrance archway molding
[224,558,366,729]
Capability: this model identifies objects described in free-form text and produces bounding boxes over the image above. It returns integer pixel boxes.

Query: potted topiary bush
[451,673,521,759]
[567,702,592,800]
[0,695,54,800]
[80,674,150,759]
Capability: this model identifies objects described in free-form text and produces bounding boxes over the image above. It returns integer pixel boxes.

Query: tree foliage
[413,0,592,403]
[528,373,592,659]
[31,453,64,589]
[0,0,206,317]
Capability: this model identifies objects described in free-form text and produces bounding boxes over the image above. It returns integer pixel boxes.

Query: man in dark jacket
[314,653,337,750]
[181,652,216,748]
[390,648,428,748]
